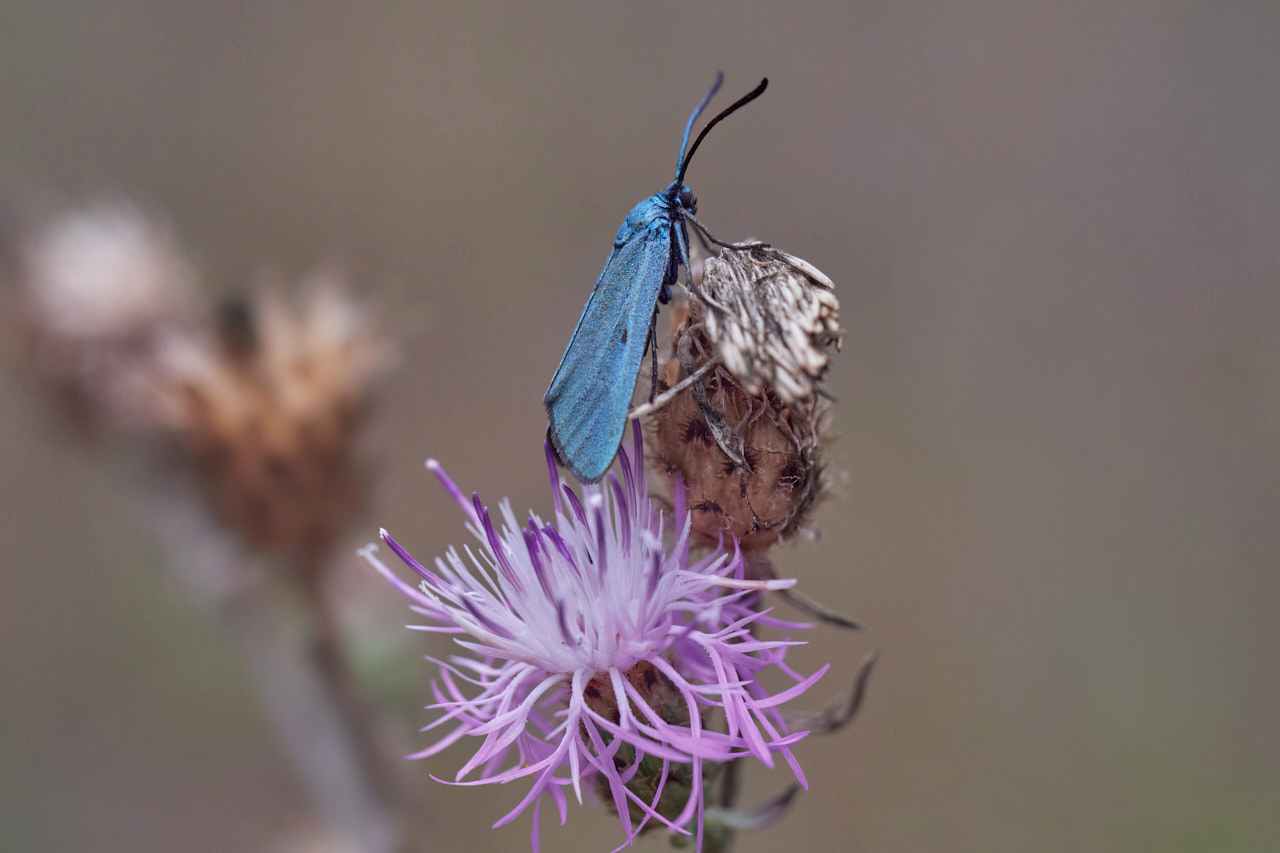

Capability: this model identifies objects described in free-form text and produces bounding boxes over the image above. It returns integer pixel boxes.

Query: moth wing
[545,227,671,482]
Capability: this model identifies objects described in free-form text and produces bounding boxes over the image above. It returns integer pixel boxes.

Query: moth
[545,73,768,482]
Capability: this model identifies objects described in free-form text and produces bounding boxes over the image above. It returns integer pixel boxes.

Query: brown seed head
[152,274,386,561]
[649,301,828,552]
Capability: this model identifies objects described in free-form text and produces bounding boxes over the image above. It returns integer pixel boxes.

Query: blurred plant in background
[4,199,415,853]
[16,200,199,431]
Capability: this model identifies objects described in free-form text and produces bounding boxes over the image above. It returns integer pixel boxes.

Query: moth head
[677,185,697,215]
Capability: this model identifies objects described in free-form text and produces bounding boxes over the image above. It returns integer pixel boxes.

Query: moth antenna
[675,71,725,176]
[676,78,768,186]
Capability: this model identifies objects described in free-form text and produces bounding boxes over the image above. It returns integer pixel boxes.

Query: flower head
[360,423,826,851]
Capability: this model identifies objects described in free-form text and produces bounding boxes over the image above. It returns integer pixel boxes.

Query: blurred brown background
[1,1,1277,851]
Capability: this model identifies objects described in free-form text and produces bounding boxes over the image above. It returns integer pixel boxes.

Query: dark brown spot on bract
[682,418,713,446]
[693,499,723,515]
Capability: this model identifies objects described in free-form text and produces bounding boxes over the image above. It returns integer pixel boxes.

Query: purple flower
[360,423,826,851]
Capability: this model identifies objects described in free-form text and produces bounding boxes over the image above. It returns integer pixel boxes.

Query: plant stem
[132,470,409,852]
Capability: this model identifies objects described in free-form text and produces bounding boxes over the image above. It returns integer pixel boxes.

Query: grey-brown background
[2,2,1276,851]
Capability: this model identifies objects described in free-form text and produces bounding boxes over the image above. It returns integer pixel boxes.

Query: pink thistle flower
[360,423,827,851]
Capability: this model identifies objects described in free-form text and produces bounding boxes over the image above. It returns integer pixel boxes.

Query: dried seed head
[15,201,198,428]
[649,302,828,552]
[698,244,840,404]
[153,274,386,561]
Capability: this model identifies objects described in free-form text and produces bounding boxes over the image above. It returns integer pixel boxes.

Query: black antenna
[675,78,768,187]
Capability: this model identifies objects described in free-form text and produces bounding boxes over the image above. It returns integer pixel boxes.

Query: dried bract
[699,245,839,405]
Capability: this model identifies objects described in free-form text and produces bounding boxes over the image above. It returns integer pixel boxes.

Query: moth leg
[676,217,732,317]
[693,224,715,255]
[647,307,659,403]
[674,216,709,303]
[678,332,747,469]
[685,211,769,252]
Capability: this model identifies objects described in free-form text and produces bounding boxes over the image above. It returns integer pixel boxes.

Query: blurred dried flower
[154,275,386,562]
[16,201,198,427]
[698,245,839,404]
[8,198,412,847]
[22,200,196,341]
[649,300,829,553]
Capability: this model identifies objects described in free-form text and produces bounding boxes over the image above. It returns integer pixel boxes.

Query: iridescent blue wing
[545,212,676,482]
